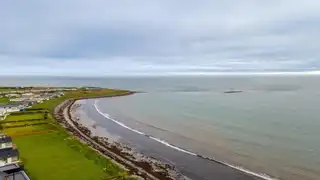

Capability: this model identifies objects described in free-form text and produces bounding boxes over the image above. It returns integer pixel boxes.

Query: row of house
[0,91,64,121]
[0,102,33,121]
[8,92,64,103]
[0,135,18,166]
[0,88,77,95]
[0,104,30,117]
[0,88,72,179]
[0,134,30,180]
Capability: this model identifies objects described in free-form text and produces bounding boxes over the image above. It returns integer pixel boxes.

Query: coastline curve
[93,99,278,180]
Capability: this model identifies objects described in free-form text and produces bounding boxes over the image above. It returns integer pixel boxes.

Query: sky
[1,0,320,76]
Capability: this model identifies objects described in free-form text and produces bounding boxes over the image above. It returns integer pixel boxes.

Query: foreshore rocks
[54,99,184,180]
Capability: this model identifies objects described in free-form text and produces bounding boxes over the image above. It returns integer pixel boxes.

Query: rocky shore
[54,98,185,180]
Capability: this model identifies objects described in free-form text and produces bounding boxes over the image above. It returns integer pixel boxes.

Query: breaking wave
[94,100,278,180]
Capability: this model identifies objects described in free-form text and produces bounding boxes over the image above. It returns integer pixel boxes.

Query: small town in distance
[0,87,140,180]
[0,87,76,119]
[0,87,80,179]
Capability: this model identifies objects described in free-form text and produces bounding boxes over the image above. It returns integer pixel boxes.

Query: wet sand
[74,99,264,180]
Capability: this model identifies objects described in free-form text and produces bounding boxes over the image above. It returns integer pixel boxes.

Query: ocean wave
[94,104,145,135]
[149,136,197,156]
[93,100,278,180]
[94,101,196,156]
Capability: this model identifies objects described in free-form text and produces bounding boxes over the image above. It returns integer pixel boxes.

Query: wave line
[93,100,278,180]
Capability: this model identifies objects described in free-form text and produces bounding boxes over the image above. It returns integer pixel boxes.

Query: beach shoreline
[55,93,272,180]
[54,94,184,180]
[1,77,318,180]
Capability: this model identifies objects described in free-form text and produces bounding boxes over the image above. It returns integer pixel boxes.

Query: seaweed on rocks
[55,99,186,180]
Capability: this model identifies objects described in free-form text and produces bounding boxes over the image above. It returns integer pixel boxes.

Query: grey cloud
[1,0,320,75]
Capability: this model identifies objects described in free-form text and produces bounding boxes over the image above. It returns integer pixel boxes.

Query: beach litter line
[10,130,57,137]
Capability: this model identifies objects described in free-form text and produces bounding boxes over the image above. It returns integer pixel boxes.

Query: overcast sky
[1,0,320,76]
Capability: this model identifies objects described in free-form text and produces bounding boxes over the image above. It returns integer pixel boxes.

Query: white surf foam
[149,136,197,156]
[94,102,145,135]
[225,164,278,180]
[93,100,278,180]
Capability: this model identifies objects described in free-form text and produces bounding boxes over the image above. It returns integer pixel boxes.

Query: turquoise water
[1,75,320,179]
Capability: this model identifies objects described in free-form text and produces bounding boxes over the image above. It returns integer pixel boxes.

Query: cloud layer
[1,0,320,76]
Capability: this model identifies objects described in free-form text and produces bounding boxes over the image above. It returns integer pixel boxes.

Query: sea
[1,75,320,180]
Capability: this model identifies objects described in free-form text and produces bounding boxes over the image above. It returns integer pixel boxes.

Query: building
[0,164,30,180]
[9,98,26,102]
[84,87,102,90]
[0,104,24,114]
[0,109,5,118]
[0,148,19,167]
[0,135,18,167]
[19,101,34,107]
[0,136,12,150]
[0,134,30,180]
[5,94,20,98]
[21,93,33,97]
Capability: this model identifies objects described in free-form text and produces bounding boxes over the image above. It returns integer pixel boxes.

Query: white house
[0,109,5,117]
[0,104,24,113]
[21,93,33,97]
[0,135,18,167]
[5,94,20,98]
[0,135,12,150]
[9,98,26,102]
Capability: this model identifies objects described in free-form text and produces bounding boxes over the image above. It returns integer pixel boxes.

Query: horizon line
[0,70,320,77]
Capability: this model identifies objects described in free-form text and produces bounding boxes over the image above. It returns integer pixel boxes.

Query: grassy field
[3,124,55,136]
[32,88,131,112]
[0,97,21,104]
[0,87,18,92]
[13,132,128,180]
[0,88,135,180]
[5,113,45,121]
[0,97,9,103]
[0,97,14,104]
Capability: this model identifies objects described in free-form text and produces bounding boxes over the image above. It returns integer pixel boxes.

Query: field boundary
[10,130,57,137]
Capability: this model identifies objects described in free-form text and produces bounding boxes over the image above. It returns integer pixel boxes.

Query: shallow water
[94,89,320,180]
[1,75,320,180]
[92,76,320,180]
[76,99,263,180]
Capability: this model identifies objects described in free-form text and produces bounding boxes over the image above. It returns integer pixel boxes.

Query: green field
[0,88,135,180]
[0,97,23,104]
[5,113,45,121]
[0,87,18,92]
[3,124,55,135]
[14,132,128,180]
[0,97,11,104]
[32,88,131,112]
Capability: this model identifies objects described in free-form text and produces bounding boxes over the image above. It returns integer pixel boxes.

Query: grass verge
[14,132,127,180]
[0,88,135,180]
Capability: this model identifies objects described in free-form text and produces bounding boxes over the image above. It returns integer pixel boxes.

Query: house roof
[0,164,31,180]
[0,104,21,108]
[4,171,31,180]
[0,148,18,158]
[0,163,20,172]
[0,136,12,143]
